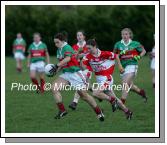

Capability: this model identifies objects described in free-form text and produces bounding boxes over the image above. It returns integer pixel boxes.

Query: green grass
[5,56,155,133]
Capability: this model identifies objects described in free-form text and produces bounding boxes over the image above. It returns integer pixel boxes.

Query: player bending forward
[27,32,50,93]
[50,33,104,121]
[82,39,133,120]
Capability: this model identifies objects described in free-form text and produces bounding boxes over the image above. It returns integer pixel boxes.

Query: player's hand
[133,55,141,61]
[120,50,126,55]
[78,47,83,53]
[119,67,125,74]
[49,64,58,74]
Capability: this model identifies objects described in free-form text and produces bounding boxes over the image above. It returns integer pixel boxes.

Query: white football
[45,64,55,77]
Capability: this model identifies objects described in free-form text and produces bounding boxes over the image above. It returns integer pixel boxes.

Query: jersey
[114,40,143,68]
[57,42,80,73]
[72,42,92,71]
[82,49,116,76]
[13,38,26,53]
[28,41,47,63]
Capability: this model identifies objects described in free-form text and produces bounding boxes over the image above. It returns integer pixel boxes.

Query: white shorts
[30,61,45,72]
[150,58,155,70]
[121,65,138,77]
[96,75,114,90]
[59,70,88,90]
[14,52,25,60]
[82,69,92,80]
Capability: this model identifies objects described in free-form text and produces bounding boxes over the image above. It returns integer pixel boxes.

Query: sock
[139,89,146,97]
[94,106,101,115]
[121,98,126,104]
[40,78,45,92]
[31,78,40,90]
[109,96,116,104]
[17,67,22,72]
[57,103,66,112]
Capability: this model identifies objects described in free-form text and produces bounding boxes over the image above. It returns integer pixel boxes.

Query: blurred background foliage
[5,5,155,56]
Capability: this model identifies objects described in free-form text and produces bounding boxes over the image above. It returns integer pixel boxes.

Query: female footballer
[13,33,26,73]
[27,32,50,93]
[81,39,133,120]
[113,28,147,104]
[50,33,104,121]
[69,30,93,110]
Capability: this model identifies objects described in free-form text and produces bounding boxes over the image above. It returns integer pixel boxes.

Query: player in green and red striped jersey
[113,28,147,104]
[27,32,50,93]
[13,33,26,72]
[50,33,104,121]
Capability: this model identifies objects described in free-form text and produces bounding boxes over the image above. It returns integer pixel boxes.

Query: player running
[81,39,133,120]
[150,34,155,88]
[113,28,147,104]
[13,33,26,73]
[69,30,93,110]
[27,32,50,93]
[50,33,104,121]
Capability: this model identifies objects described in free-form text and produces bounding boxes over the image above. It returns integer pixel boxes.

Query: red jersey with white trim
[72,42,92,71]
[82,49,117,76]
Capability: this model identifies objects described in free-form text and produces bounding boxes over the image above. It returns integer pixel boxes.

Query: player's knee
[77,90,89,100]
[92,90,100,97]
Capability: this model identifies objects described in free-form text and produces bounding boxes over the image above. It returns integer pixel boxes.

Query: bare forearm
[45,52,50,64]
[140,47,146,57]
[57,56,71,67]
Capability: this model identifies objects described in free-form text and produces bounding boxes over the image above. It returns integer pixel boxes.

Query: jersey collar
[33,41,42,47]
[121,39,132,46]
[77,41,86,48]
[92,48,101,57]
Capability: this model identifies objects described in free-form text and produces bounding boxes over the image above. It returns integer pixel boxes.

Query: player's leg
[37,61,46,93]
[69,91,80,110]
[51,77,69,119]
[152,69,155,88]
[77,90,104,121]
[16,58,22,72]
[30,63,40,92]
[105,90,133,120]
[130,75,148,102]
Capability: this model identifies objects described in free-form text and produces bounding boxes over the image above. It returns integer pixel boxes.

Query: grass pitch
[5,56,155,133]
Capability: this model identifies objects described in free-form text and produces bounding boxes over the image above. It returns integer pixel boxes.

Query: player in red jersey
[82,39,133,120]
[69,30,93,110]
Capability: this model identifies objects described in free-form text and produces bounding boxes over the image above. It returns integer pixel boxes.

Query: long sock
[57,103,66,112]
[94,106,101,115]
[139,89,146,97]
[109,96,116,104]
[40,78,45,92]
[121,98,126,104]
[31,78,40,90]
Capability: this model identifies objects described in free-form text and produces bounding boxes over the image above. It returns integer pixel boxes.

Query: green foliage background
[5,5,155,56]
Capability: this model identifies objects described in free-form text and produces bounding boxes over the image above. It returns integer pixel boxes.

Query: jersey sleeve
[64,45,73,57]
[135,41,143,52]
[43,43,48,52]
[103,51,117,60]
[82,55,90,66]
